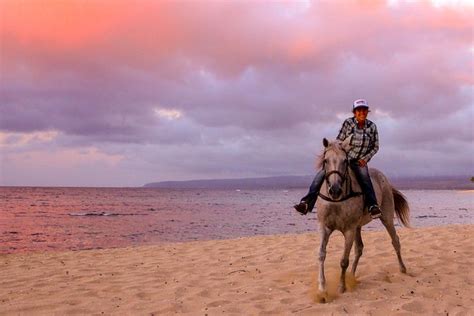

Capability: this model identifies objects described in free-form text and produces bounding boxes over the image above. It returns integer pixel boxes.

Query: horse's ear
[323,138,329,148]
[342,134,352,152]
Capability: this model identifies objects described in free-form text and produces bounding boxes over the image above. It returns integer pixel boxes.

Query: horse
[316,136,410,297]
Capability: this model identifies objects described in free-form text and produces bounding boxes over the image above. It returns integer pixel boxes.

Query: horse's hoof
[400,266,407,274]
[338,285,346,293]
[316,291,329,303]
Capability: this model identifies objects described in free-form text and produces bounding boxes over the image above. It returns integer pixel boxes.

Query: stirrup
[369,205,382,219]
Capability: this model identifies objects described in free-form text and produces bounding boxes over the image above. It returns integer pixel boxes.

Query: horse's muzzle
[328,184,342,199]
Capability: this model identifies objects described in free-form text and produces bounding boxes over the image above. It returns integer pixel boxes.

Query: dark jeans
[301,160,378,212]
[301,169,325,212]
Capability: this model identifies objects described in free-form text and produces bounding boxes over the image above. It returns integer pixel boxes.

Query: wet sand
[1,225,472,315]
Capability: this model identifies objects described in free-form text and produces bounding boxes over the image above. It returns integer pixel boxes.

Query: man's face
[354,107,369,123]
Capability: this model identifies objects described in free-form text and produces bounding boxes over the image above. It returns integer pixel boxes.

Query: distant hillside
[390,176,474,190]
[144,175,474,190]
[144,176,314,189]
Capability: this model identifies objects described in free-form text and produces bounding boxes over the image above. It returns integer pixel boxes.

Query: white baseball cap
[353,99,369,111]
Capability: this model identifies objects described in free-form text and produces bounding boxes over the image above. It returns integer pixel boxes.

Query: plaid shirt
[336,117,379,162]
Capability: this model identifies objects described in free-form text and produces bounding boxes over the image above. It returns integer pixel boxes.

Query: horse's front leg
[339,229,355,293]
[351,226,363,275]
[318,226,333,294]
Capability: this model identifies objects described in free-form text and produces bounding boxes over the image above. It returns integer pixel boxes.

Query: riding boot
[294,169,325,215]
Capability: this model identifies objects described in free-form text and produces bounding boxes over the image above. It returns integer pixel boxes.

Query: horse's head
[321,136,352,199]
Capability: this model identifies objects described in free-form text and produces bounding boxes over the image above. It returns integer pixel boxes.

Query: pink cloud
[2,0,471,78]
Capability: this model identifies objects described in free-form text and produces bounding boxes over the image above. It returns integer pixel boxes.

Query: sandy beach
[1,224,472,315]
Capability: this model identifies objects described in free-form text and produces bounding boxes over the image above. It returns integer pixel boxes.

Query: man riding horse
[294,98,382,219]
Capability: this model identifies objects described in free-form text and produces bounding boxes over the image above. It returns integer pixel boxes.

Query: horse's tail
[392,186,411,228]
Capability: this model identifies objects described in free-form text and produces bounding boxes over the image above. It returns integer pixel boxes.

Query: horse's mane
[316,152,325,170]
[316,140,344,169]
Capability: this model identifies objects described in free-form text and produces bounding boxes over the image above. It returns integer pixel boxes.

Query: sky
[0,0,473,187]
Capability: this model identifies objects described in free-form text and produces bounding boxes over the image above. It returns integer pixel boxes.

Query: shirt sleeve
[336,120,350,141]
[361,124,379,162]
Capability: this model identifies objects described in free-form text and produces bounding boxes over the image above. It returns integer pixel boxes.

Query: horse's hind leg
[339,229,355,293]
[351,226,363,275]
[318,227,332,293]
[381,218,407,273]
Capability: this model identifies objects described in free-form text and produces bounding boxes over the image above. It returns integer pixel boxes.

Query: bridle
[324,167,348,187]
[322,148,349,183]
[319,150,363,202]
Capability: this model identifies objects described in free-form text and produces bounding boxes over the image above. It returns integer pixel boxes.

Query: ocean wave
[68,212,148,217]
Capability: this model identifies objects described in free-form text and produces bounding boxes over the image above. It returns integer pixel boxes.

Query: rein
[318,155,363,203]
[318,190,363,202]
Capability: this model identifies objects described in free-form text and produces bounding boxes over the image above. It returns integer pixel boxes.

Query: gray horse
[316,137,410,296]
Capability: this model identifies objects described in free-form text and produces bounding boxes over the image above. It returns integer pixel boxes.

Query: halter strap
[324,170,345,181]
[320,156,363,203]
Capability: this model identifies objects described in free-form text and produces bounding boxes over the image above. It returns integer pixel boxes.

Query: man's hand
[358,159,367,167]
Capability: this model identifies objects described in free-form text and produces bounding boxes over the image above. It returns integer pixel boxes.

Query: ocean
[0,187,472,254]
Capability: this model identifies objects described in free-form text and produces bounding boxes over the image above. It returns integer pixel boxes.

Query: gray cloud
[0,1,472,186]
